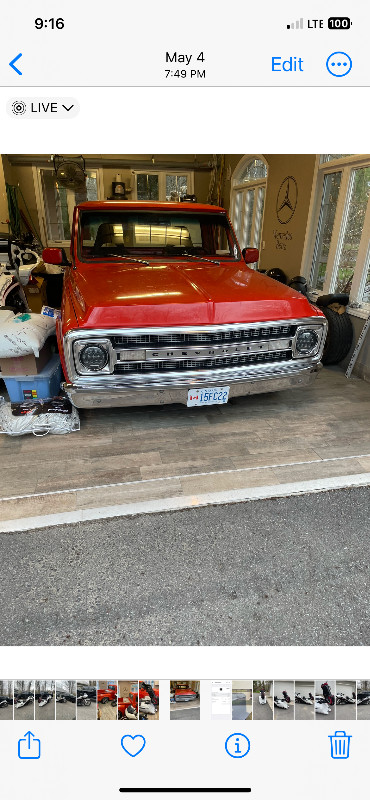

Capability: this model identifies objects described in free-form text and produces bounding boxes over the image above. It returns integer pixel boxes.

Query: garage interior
[170,681,200,720]
[0,153,369,530]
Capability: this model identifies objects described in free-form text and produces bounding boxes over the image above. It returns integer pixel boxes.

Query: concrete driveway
[232,695,252,721]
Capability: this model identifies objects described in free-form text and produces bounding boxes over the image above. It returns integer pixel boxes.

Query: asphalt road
[294,704,314,721]
[35,699,55,720]
[14,702,34,721]
[170,703,200,720]
[0,704,13,720]
[357,704,370,720]
[335,703,356,721]
[76,700,97,721]
[253,695,273,720]
[55,700,76,720]
[274,703,294,720]
[1,486,369,646]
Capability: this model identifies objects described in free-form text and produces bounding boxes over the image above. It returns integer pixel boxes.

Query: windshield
[79,210,240,261]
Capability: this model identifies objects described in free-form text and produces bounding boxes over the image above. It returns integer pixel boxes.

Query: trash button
[328,730,352,759]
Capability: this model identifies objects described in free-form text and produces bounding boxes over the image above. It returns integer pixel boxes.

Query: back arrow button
[9,53,23,75]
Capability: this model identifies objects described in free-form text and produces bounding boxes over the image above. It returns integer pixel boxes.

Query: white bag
[0,309,16,325]
[0,397,80,436]
[0,312,56,357]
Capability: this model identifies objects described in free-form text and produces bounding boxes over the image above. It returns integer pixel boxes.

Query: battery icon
[328,17,352,29]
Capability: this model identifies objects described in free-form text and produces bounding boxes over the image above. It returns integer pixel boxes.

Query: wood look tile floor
[0,367,369,523]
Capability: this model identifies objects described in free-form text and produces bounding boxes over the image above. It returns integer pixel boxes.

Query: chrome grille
[114,349,292,374]
[110,324,295,349]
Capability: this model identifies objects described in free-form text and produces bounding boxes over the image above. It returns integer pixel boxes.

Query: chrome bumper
[63,362,322,409]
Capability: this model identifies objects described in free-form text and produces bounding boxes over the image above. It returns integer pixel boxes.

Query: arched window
[238,158,268,183]
[230,156,268,263]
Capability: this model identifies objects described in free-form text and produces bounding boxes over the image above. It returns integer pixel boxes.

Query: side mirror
[242,247,259,264]
[42,247,70,266]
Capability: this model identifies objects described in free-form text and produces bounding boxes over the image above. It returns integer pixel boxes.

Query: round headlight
[295,328,319,356]
[79,344,109,371]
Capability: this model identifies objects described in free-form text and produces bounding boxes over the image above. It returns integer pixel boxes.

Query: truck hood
[69,260,323,328]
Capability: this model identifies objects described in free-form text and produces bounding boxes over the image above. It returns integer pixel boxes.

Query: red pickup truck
[97,687,117,704]
[44,201,327,410]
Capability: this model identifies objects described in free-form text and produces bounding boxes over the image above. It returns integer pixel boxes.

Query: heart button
[121,734,146,757]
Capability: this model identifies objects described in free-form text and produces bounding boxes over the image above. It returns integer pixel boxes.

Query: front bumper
[63,361,322,409]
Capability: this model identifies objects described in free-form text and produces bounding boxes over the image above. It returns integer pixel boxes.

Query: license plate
[187,386,230,407]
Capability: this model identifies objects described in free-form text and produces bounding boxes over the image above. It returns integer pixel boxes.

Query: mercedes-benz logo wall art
[276,176,298,224]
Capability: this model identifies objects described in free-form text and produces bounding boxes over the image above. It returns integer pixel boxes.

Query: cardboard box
[24,276,47,314]
[0,340,54,376]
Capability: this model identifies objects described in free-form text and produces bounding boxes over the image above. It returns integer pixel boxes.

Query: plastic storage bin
[3,355,62,402]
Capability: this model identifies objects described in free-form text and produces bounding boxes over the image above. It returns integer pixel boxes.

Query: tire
[111,699,117,707]
[321,307,353,365]
[316,293,349,308]
[118,710,123,720]
[101,697,109,704]
[83,699,91,706]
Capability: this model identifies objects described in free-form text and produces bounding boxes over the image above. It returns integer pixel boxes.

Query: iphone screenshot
[0,1,369,798]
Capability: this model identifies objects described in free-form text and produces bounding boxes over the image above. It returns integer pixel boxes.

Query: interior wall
[259,155,316,278]
[118,680,137,698]
[223,154,317,280]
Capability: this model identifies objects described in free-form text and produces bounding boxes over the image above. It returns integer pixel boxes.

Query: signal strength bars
[287,18,304,29]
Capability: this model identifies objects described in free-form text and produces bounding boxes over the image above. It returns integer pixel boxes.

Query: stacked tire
[316,294,353,365]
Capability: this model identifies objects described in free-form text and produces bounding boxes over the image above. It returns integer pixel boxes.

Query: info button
[7,97,79,118]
